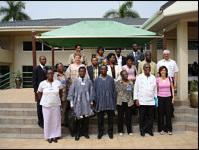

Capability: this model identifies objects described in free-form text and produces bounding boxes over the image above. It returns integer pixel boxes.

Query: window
[23,41,52,51]
[23,41,42,51]
[188,41,198,50]
[23,41,32,51]
[156,39,163,50]
[43,44,51,51]
[22,66,33,88]
[36,42,42,50]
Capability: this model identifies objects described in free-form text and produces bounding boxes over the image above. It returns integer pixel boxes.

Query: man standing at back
[138,51,157,76]
[32,56,48,128]
[128,43,144,68]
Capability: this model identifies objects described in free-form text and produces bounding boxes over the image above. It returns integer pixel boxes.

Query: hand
[135,100,140,107]
[90,103,95,110]
[34,93,38,102]
[174,83,177,90]
[172,97,175,104]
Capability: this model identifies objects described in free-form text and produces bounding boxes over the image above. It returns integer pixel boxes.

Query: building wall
[12,35,133,72]
[0,33,197,73]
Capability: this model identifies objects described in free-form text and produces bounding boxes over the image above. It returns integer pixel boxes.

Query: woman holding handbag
[156,66,174,135]
[38,68,63,143]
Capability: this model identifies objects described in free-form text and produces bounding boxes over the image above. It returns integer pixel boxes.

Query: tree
[0,1,30,22]
[103,1,140,18]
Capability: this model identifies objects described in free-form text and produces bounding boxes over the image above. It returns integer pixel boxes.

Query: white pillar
[176,21,188,101]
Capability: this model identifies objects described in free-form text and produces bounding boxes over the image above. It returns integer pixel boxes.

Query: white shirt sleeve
[37,81,44,93]
[154,77,157,97]
[174,61,179,73]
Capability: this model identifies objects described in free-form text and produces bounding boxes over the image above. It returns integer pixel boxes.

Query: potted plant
[13,70,22,89]
[189,80,198,108]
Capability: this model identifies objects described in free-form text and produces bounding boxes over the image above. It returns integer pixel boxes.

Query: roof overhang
[142,1,198,32]
[0,26,60,32]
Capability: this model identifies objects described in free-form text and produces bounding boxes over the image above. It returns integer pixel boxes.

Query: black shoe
[47,138,53,143]
[38,123,43,129]
[75,135,80,141]
[140,131,145,137]
[108,133,113,139]
[148,131,154,136]
[53,138,58,143]
[97,132,103,139]
[84,134,90,139]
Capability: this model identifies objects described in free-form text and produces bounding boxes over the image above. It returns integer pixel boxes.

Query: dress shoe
[75,135,80,141]
[140,131,145,137]
[53,138,58,143]
[84,134,90,139]
[97,132,103,139]
[38,123,43,129]
[108,133,113,139]
[148,131,154,136]
[47,138,53,143]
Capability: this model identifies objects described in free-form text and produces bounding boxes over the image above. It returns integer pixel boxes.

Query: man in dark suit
[32,56,47,128]
[87,57,100,83]
[128,43,144,68]
[115,48,126,67]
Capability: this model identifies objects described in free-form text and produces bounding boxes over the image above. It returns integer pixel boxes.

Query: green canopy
[36,21,162,48]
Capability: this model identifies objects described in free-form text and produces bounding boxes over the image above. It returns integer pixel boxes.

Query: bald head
[163,49,170,60]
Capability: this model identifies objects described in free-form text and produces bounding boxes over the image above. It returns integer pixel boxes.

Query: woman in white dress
[37,68,63,143]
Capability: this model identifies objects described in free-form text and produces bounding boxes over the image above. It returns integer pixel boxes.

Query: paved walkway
[0,131,198,149]
[0,88,34,103]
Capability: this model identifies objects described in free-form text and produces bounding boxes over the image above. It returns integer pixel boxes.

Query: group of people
[32,43,179,143]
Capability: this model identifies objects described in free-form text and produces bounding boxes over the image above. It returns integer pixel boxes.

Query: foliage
[0,1,30,22]
[190,80,198,92]
[13,70,22,78]
[103,1,140,18]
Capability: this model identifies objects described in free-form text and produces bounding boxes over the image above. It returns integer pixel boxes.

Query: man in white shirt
[134,63,157,137]
[157,49,179,117]
[157,50,179,89]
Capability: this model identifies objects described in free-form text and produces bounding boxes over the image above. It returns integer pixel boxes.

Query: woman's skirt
[42,106,61,139]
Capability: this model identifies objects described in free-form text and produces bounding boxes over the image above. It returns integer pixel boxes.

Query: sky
[0,1,167,20]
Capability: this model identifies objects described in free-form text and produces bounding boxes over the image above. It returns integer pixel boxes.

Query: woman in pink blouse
[157,66,174,135]
[122,56,137,83]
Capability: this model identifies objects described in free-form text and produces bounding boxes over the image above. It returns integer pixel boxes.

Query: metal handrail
[0,72,10,78]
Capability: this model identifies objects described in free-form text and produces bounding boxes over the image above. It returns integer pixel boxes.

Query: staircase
[0,102,197,139]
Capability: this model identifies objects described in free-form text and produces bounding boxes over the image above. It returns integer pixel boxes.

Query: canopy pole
[51,47,55,69]
[32,31,37,69]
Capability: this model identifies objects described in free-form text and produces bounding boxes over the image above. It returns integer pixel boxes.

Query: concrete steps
[0,122,197,139]
[0,102,197,138]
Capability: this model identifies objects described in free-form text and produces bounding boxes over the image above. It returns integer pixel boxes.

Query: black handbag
[168,77,173,98]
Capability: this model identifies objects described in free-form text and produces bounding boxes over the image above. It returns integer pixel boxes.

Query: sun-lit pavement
[0,131,197,149]
[0,89,198,149]
[0,88,34,103]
